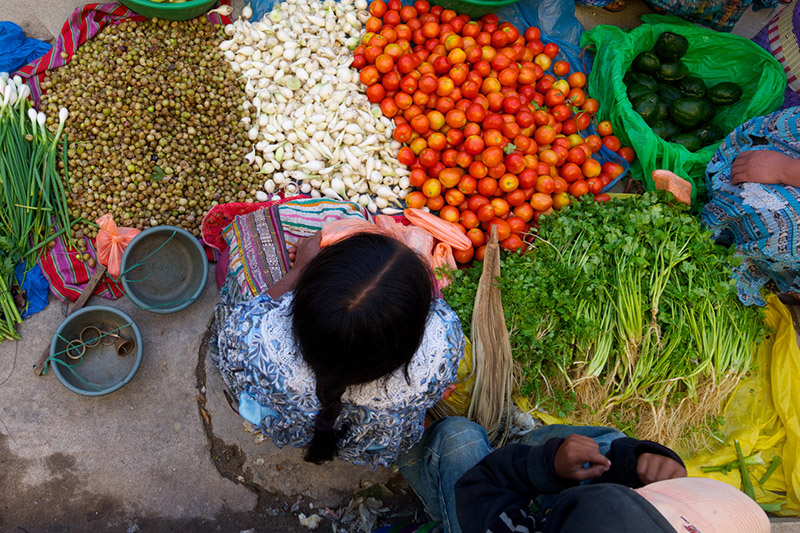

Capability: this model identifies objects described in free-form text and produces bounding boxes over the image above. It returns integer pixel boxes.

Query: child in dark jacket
[394,417,769,533]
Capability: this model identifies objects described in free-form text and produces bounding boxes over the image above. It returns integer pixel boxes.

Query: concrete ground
[2,0,799,531]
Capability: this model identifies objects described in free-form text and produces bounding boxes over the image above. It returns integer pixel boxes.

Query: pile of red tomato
[354,0,635,262]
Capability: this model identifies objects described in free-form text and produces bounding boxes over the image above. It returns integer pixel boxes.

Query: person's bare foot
[604,0,627,12]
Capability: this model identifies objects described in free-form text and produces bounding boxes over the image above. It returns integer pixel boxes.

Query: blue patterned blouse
[211,281,465,468]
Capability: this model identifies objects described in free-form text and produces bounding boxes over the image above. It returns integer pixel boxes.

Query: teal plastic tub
[120,226,208,314]
[118,0,218,20]
[50,306,143,397]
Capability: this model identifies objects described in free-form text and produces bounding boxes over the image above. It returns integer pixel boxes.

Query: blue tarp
[0,22,51,73]
[14,263,50,319]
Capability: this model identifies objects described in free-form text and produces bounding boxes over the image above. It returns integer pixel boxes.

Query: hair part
[292,233,433,463]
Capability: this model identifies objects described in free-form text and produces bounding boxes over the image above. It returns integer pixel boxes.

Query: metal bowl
[120,226,208,314]
[50,306,143,396]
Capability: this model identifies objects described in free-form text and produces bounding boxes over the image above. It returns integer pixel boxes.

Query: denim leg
[396,417,492,533]
[520,424,626,456]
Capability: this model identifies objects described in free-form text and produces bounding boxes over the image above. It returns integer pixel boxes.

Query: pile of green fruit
[625,31,743,152]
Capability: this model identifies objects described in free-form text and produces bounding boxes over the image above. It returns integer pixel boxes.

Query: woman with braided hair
[212,231,465,467]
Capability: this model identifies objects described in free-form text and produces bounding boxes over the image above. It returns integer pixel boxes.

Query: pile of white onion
[222,0,411,214]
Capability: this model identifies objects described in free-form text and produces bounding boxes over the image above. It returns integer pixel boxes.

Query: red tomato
[602,135,621,152]
[524,27,541,42]
[478,177,499,197]
[544,88,565,107]
[393,123,413,143]
[498,173,519,193]
[543,42,559,58]
[560,162,582,183]
[551,104,572,122]
[594,193,611,203]
[369,0,387,17]
[481,146,504,167]
[398,146,416,166]
[505,152,526,174]
[581,98,599,115]
[568,180,589,197]
[596,120,614,137]
[464,135,485,155]
[618,146,636,163]
[552,60,570,76]
[587,177,604,195]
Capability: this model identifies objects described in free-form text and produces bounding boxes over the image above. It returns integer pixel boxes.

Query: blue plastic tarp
[0,22,51,74]
[14,262,50,319]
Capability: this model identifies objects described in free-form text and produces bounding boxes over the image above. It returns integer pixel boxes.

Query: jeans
[396,417,626,533]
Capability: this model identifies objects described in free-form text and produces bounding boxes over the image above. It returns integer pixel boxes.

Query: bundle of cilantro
[443,192,767,451]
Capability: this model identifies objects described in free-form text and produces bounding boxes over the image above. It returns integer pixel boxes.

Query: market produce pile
[224,0,411,214]
[443,192,767,451]
[39,16,260,240]
[355,0,635,261]
[0,75,72,340]
[627,31,743,152]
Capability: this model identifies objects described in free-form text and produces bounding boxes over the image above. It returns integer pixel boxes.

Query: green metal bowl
[50,306,143,397]
[431,0,520,19]
[118,0,218,21]
[120,226,208,314]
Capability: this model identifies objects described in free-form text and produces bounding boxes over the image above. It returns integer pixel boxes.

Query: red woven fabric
[14,1,232,108]
[201,195,307,252]
[38,237,125,301]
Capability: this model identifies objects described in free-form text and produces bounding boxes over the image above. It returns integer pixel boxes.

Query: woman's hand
[553,434,612,482]
[291,231,322,271]
[267,232,322,299]
[636,453,686,485]
[731,150,800,187]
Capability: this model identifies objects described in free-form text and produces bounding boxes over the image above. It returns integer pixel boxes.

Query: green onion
[0,73,73,341]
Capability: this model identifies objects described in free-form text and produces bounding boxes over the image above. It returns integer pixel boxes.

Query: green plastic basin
[50,306,143,397]
[120,226,208,314]
[118,0,218,20]
[431,0,520,19]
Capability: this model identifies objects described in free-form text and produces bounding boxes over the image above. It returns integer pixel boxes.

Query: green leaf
[150,165,165,181]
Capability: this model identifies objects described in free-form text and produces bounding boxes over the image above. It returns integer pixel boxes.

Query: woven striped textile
[223,205,290,298]
[754,0,800,109]
[701,107,800,306]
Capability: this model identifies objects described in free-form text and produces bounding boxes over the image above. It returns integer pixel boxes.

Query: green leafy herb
[443,192,767,450]
[150,165,165,181]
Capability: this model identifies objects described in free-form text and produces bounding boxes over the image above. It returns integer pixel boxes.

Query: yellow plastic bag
[686,294,800,516]
[429,339,475,420]
[514,294,800,516]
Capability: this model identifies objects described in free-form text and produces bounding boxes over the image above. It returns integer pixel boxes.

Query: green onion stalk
[0,73,72,341]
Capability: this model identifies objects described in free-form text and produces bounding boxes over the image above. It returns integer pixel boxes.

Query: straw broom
[467,226,514,445]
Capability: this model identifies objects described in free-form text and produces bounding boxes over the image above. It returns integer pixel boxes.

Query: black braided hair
[291,233,433,464]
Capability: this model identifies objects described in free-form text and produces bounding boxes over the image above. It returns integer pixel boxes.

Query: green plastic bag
[580,15,786,201]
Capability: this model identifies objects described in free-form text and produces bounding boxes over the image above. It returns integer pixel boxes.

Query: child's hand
[554,434,611,482]
[636,453,686,485]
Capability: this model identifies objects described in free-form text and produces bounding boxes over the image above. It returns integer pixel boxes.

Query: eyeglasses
[66,324,134,360]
